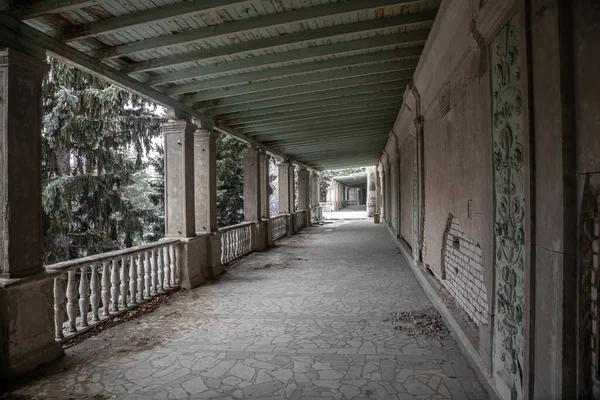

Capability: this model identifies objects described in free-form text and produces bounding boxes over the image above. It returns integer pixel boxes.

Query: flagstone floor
[5,220,487,400]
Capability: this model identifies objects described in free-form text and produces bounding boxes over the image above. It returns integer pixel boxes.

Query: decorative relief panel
[490,15,525,400]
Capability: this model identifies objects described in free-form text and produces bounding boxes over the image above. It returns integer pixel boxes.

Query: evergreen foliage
[41,59,163,263]
[216,135,245,227]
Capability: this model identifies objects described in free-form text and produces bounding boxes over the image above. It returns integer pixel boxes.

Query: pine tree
[216,135,245,227]
[41,59,163,263]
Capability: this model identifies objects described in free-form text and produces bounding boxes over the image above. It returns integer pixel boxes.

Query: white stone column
[194,128,223,277]
[163,118,206,288]
[297,168,310,211]
[375,168,382,215]
[260,151,270,219]
[244,148,267,250]
[164,119,196,238]
[367,166,377,217]
[243,147,261,222]
[259,151,273,246]
[278,162,294,214]
[0,48,63,378]
[312,171,320,220]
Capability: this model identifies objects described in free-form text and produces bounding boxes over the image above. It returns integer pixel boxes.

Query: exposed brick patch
[441,215,488,326]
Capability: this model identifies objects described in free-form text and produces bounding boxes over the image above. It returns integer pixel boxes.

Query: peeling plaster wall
[389,152,400,236]
[421,46,491,280]
[400,136,414,244]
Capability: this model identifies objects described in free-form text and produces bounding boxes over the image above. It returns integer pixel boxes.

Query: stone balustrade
[46,239,181,340]
[271,214,289,241]
[219,222,253,264]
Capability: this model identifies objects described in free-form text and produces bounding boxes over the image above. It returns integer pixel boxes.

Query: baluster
[157,247,165,292]
[150,248,158,295]
[221,235,226,264]
[234,230,240,259]
[79,265,90,327]
[53,275,66,339]
[90,265,100,322]
[163,246,171,288]
[137,253,145,302]
[144,251,152,298]
[175,244,182,285]
[129,254,138,305]
[110,259,120,312]
[66,270,78,333]
[169,245,177,286]
[120,256,129,308]
[101,261,111,316]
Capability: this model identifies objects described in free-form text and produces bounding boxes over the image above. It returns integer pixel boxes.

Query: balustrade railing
[46,239,181,340]
[220,222,253,264]
[272,214,288,241]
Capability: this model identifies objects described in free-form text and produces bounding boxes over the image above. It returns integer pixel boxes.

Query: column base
[251,220,269,251]
[286,214,294,237]
[264,218,274,247]
[0,272,64,382]
[208,232,225,277]
[178,236,208,289]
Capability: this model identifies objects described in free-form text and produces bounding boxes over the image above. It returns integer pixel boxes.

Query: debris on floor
[60,290,179,349]
[384,306,451,339]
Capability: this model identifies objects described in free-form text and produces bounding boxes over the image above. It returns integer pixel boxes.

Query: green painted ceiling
[0,0,439,170]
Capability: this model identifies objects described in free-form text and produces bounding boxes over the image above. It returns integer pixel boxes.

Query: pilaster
[193,128,223,277]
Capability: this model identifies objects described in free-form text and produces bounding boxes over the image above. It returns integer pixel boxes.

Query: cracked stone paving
[4,220,487,400]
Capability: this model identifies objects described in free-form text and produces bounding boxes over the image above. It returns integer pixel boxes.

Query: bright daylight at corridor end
[0,0,597,399]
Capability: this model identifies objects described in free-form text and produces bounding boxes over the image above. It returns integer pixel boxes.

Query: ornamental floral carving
[491,16,525,400]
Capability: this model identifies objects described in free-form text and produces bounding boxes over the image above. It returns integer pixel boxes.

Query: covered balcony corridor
[6,220,485,400]
[1,0,599,399]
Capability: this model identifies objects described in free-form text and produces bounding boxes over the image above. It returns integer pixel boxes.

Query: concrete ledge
[385,225,501,400]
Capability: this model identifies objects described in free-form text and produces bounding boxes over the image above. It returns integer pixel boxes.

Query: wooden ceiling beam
[59,0,250,42]
[93,8,436,60]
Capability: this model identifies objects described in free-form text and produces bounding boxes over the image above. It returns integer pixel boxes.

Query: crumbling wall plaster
[421,46,491,279]
[441,215,488,326]
[400,137,414,244]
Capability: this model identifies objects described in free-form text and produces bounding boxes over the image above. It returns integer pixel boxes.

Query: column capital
[193,128,218,140]
[161,119,197,136]
[0,47,49,78]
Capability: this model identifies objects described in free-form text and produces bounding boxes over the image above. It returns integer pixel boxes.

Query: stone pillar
[243,147,261,221]
[367,166,377,217]
[312,171,320,220]
[164,120,196,238]
[244,148,267,250]
[298,168,310,211]
[375,169,382,215]
[163,118,205,288]
[259,151,273,246]
[0,48,63,379]
[278,162,294,214]
[194,129,223,277]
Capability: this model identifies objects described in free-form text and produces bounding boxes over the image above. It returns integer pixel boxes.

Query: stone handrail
[271,214,288,241]
[46,239,181,340]
[219,221,253,264]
